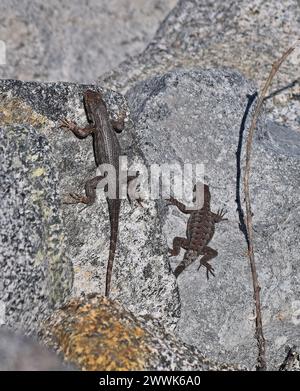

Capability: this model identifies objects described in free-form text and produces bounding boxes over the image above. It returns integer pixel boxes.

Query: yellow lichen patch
[30,189,45,201]
[0,95,48,127]
[34,249,46,267]
[41,295,153,371]
[32,167,46,177]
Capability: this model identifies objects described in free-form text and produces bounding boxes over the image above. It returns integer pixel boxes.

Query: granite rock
[1,0,299,370]
[100,0,300,132]
[125,68,300,370]
[0,0,176,82]
[0,119,73,334]
[0,79,180,332]
[39,294,244,371]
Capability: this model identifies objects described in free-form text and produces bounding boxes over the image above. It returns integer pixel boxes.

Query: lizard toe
[69,193,89,204]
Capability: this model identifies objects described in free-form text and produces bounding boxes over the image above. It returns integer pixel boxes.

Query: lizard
[60,89,138,297]
[167,182,227,279]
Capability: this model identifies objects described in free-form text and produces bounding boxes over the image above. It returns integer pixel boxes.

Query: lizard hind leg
[64,175,105,207]
[84,175,106,205]
[168,237,189,256]
[197,246,218,279]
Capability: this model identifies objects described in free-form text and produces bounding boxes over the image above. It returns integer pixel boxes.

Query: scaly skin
[168,183,227,279]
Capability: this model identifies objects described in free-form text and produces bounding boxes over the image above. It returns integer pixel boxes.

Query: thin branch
[243,47,294,371]
[263,78,299,101]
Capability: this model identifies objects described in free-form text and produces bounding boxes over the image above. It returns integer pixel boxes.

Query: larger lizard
[168,183,227,278]
[61,89,137,297]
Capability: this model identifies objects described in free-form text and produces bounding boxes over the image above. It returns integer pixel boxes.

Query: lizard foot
[198,262,215,279]
[59,118,78,132]
[63,193,90,205]
[69,193,90,204]
[216,208,228,221]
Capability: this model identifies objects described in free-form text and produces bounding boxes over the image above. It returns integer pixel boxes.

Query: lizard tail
[105,201,120,297]
[174,250,197,278]
[105,227,118,297]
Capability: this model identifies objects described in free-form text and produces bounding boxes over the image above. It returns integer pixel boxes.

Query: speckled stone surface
[0,79,180,333]
[1,0,300,370]
[1,72,299,370]
[0,122,73,334]
[125,68,300,370]
[100,0,300,132]
[0,0,176,82]
[39,294,244,371]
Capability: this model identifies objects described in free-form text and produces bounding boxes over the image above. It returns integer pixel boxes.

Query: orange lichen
[40,295,152,371]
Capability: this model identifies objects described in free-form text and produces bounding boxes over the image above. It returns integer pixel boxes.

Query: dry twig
[243,47,294,371]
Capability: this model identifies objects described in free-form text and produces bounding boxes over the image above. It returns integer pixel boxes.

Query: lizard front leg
[60,119,95,138]
[197,246,218,279]
[167,197,192,214]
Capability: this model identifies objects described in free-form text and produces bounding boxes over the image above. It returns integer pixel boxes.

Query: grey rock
[1,68,299,368]
[0,120,73,334]
[100,0,300,132]
[125,68,300,370]
[0,0,177,83]
[39,294,244,371]
[1,0,299,369]
[0,79,180,331]
[0,328,73,370]
[261,121,300,158]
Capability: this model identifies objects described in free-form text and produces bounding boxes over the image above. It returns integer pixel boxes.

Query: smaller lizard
[167,183,227,279]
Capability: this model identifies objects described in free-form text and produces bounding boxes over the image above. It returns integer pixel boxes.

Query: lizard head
[83,89,106,122]
[84,89,101,103]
